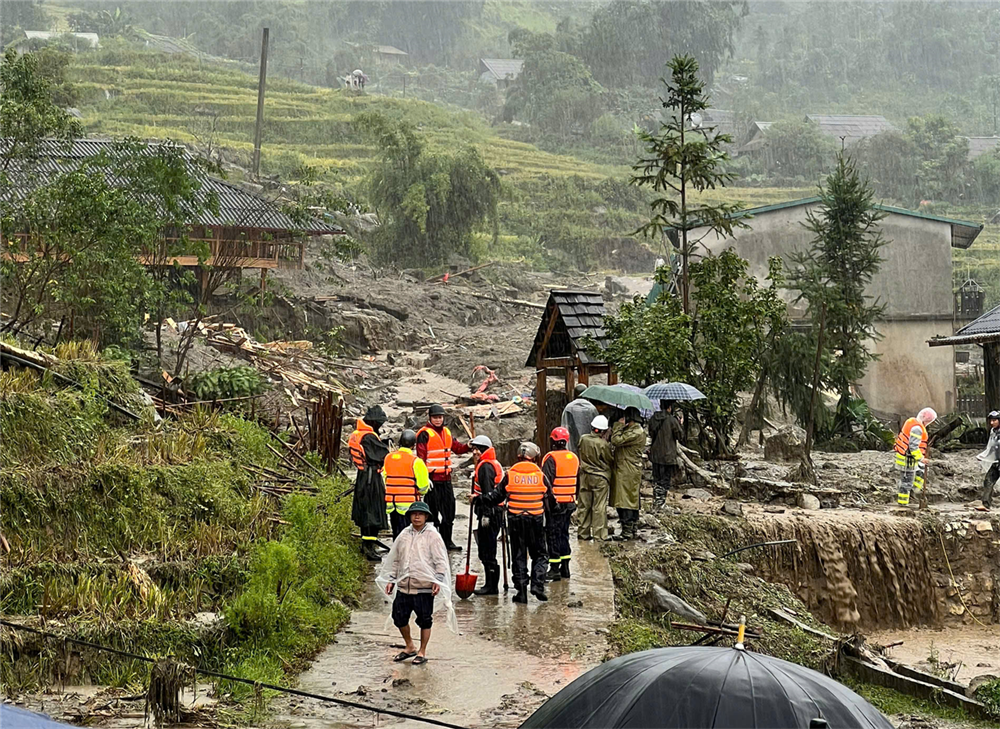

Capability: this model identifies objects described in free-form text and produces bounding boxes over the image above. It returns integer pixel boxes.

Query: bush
[185,366,267,401]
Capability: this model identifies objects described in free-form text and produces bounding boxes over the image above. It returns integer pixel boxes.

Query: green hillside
[68,43,811,269]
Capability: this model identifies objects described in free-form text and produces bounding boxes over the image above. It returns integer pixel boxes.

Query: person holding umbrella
[577,415,613,541]
[648,400,684,511]
[611,407,646,541]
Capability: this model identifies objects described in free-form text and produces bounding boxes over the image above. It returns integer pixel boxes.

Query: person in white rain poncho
[376,502,456,665]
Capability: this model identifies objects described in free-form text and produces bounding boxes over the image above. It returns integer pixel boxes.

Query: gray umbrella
[522,646,894,729]
[644,382,706,402]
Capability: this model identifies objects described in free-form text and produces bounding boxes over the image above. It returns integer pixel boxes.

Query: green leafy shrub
[185,366,267,401]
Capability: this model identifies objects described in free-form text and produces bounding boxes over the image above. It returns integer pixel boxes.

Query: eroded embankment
[743,510,999,631]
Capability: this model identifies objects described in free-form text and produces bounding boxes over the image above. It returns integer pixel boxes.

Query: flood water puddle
[270,530,614,729]
[871,625,1000,683]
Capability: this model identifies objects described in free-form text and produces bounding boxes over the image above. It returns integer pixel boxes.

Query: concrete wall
[859,320,955,420]
[690,205,956,418]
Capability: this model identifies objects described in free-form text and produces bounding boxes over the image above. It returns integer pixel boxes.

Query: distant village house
[478,58,523,89]
[686,198,983,422]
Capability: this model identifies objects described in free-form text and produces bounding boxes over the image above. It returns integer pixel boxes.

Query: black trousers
[389,511,409,539]
[475,514,501,571]
[983,463,999,508]
[508,514,547,593]
[426,479,456,545]
[652,462,677,501]
[546,508,572,563]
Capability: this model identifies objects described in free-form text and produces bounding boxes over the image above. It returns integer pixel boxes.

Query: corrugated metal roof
[525,290,608,368]
[965,136,1000,161]
[928,302,1000,347]
[479,59,524,82]
[806,114,895,145]
[1,138,340,234]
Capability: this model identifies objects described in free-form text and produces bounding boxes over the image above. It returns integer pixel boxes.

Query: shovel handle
[465,490,475,573]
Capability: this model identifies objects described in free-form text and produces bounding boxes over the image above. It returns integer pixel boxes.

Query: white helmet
[518,441,540,461]
[591,415,609,431]
[470,435,493,450]
[917,407,937,426]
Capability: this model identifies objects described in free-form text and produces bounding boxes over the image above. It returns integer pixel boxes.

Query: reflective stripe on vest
[506,461,546,516]
[894,418,927,460]
[543,450,579,504]
[348,420,375,470]
[384,450,419,511]
[419,426,453,477]
[473,448,504,496]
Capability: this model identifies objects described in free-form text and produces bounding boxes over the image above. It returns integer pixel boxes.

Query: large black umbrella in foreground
[521,646,893,729]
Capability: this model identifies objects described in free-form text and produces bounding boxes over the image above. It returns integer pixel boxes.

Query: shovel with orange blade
[455,496,477,599]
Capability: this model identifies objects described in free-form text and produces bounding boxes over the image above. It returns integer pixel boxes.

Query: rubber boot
[530,587,548,602]
[546,563,562,582]
[512,587,529,604]
[559,560,570,579]
[363,542,381,562]
[475,566,499,596]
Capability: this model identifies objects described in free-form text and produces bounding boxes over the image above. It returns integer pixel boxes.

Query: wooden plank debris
[768,607,838,641]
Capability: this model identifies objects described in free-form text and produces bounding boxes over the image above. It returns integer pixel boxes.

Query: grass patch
[0,341,364,723]
[843,677,996,726]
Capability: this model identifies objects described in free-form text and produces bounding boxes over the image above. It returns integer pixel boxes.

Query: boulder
[683,488,713,502]
[764,425,807,462]
[797,493,821,510]
[721,500,744,517]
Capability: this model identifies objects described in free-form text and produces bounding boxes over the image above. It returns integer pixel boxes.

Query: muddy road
[270,527,614,729]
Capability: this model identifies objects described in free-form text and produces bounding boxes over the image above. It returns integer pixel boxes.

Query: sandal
[393,651,417,662]
[411,656,428,665]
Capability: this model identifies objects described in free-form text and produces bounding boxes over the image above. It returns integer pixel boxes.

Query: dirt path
[270,527,614,729]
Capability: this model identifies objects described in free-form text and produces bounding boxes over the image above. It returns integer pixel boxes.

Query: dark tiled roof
[806,114,895,145]
[1,138,340,234]
[525,290,608,367]
[928,302,1000,346]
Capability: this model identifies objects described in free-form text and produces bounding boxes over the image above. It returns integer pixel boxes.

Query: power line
[0,620,467,729]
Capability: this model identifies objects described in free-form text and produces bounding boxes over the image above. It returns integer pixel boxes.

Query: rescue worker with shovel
[384,430,430,539]
[895,407,936,507]
[348,405,390,561]
[417,404,472,551]
[471,442,552,603]
[469,435,505,596]
[542,427,579,582]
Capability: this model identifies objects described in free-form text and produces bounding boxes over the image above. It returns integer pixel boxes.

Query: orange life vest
[384,449,419,509]
[506,461,546,516]
[418,425,453,477]
[348,420,375,470]
[543,449,579,504]
[473,447,505,497]
[894,417,928,458]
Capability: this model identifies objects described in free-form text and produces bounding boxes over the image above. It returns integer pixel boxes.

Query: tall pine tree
[631,55,745,313]
[788,152,887,434]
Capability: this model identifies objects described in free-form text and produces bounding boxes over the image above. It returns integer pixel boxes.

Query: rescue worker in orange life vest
[416,404,471,552]
[471,441,552,604]
[469,435,505,596]
[542,427,579,582]
[895,407,937,507]
[384,429,431,539]
[348,405,390,561]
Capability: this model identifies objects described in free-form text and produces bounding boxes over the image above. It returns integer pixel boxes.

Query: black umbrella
[521,646,893,729]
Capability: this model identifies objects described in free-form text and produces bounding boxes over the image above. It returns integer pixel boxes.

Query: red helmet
[550,427,570,443]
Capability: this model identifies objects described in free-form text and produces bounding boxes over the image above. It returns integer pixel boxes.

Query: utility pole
[252,27,270,179]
